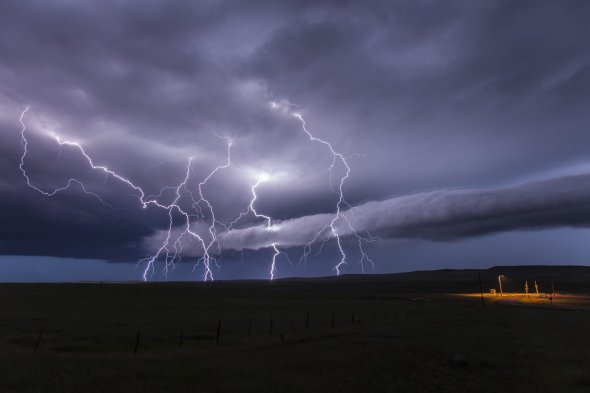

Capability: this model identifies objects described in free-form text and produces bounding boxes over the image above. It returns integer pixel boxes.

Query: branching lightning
[228,175,290,280]
[19,107,232,281]
[18,100,375,280]
[270,101,375,275]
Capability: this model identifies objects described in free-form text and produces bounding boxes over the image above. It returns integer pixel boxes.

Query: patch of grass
[0,268,589,392]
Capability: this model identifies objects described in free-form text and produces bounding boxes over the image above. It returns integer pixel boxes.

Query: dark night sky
[1,0,590,281]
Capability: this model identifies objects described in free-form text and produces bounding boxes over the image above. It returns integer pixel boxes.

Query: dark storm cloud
[0,118,165,260]
[213,174,590,252]
[1,1,590,266]
[244,0,590,195]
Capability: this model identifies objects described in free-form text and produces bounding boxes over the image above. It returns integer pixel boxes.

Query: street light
[498,275,505,296]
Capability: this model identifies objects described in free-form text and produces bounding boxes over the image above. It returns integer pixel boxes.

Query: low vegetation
[1,266,589,392]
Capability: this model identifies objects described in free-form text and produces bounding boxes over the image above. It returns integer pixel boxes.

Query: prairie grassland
[0,266,589,393]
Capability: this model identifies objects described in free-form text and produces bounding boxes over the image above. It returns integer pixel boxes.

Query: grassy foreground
[0,266,589,393]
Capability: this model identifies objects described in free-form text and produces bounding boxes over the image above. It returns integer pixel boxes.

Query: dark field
[1,266,589,393]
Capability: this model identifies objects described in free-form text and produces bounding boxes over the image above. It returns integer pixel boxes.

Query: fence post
[134,329,141,354]
[269,316,274,336]
[216,320,222,345]
[33,326,44,353]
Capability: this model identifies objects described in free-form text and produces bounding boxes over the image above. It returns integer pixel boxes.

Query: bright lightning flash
[19,107,232,281]
[270,100,375,275]
[229,173,290,280]
[18,100,375,281]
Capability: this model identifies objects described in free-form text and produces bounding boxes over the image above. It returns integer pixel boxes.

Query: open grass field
[1,265,589,393]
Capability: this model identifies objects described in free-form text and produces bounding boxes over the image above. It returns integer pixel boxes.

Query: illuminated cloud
[216,174,590,250]
[1,1,589,278]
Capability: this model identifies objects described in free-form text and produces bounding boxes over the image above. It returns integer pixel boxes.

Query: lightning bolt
[228,177,290,280]
[18,100,374,280]
[192,138,233,275]
[270,101,375,275]
[18,107,232,281]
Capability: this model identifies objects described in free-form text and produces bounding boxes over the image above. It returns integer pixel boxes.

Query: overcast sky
[1,0,590,281]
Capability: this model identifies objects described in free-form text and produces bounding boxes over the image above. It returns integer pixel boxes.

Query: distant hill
[276,265,590,294]
[284,265,590,281]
